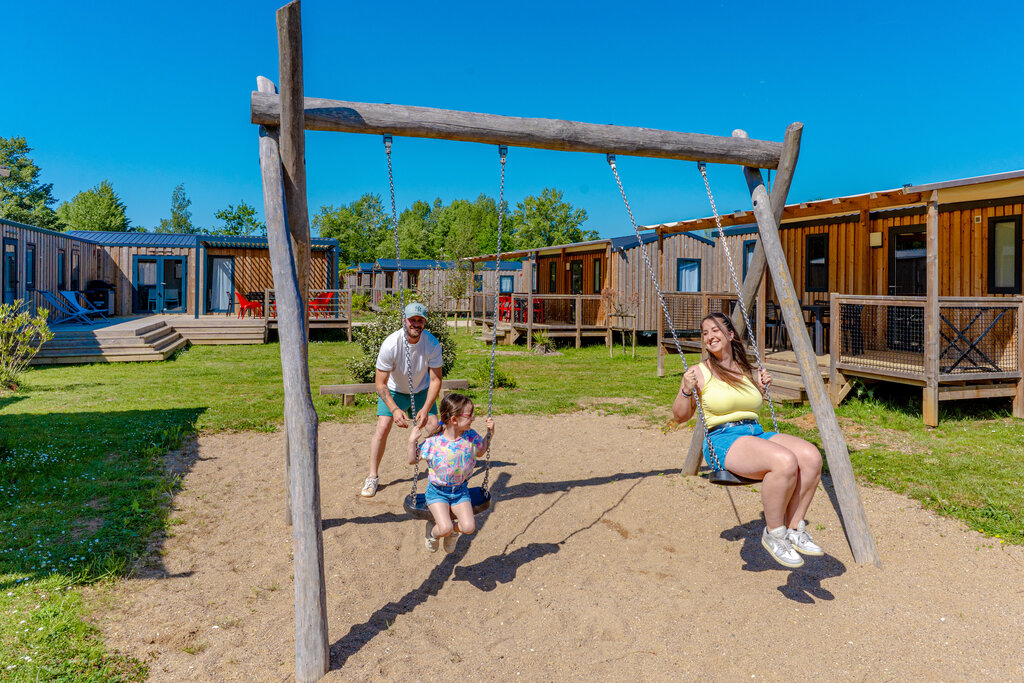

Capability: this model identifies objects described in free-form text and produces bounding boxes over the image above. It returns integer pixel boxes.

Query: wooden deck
[34,314,287,364]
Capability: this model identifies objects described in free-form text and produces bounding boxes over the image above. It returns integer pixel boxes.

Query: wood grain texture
[251,92,783,168]
[744,164,881,567]
[259,43,329,681]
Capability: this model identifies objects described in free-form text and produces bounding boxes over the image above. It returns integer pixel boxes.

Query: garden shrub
[0,301,54,390]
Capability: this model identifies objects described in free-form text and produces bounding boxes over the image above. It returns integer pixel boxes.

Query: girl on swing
[408,393,495,553]
[672,312,824,568]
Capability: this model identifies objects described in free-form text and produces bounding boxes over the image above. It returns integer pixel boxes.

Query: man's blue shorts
[376,388,438,418]
[425,481,471,507]
[702,419,777,469]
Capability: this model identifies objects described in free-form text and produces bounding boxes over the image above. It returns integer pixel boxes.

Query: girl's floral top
[420,429,486,486]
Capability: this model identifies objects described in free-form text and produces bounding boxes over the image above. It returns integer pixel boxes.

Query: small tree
[347,291,456,383]
[156,183,198,234]
[211,200,266,236]
[0,302,54,391]
[56,179,131,232]
[443,262,473,313]
[601,287,640,357]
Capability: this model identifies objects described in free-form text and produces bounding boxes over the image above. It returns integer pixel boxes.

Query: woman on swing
[673,312,825,568]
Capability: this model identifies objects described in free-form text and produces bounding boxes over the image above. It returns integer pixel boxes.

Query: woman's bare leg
[769,433,822,527]
[427,502,453,537]
[723,436,798,529]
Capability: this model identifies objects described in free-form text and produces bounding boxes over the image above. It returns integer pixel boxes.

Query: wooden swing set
[254,3,880,680]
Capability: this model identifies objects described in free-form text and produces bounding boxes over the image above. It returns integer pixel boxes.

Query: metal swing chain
[697,162,779,434]
[384,136,422,498]
[606,154,723,470]
[482,145,508,491]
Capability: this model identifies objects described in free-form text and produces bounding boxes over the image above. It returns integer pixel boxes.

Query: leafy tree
[391,200,434,259]
[211,200,266,236]
[156,183,198,234]
[511,187,593,248]
[0,136,63,230]
[314,193,389,266]
[431,194,504,260]
[55,179,130,231]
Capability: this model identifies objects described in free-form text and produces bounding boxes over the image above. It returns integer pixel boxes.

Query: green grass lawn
[1,329,1022,678]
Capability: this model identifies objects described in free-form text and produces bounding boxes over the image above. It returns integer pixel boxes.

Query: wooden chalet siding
[206,248,331,300]
[92,246,193,316]
[0,223,96,318]
[711,197,1024,304]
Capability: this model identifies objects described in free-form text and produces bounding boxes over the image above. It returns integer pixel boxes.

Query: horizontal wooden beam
[251,90,784,168]
[652,189,927,235]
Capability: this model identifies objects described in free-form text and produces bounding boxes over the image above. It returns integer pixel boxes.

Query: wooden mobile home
[65,231,340,317]
[346,258,514,314]
[651,169,1024,424]
[2,218,100,314]
[466,231,714,347]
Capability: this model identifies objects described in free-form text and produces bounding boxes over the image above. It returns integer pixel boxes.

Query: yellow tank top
[697,363,762,428]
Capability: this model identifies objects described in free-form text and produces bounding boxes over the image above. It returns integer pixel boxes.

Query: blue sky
[5,1,1023,239]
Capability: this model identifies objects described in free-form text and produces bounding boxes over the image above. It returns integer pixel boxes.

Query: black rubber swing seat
[709,469,762,487]
[403,487,492,521]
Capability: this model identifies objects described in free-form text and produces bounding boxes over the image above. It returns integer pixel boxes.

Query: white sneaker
[761,526,804,568]
[360,477,378,498]
[424,521,439,553]
[442,531,460,554]
[786,520,824,556]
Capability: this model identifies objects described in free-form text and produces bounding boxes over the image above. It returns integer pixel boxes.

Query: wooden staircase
[34,320,187,364]
[171,317,267,345]
[762,352,831,404]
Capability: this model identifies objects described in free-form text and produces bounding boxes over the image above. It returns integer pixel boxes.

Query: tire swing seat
[708,469,762,487]
[403,487,492,521]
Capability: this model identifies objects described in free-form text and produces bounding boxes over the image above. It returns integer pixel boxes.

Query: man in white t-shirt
[361,302,443,497]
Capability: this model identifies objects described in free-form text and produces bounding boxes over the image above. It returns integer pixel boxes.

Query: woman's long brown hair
[701,312,753,388]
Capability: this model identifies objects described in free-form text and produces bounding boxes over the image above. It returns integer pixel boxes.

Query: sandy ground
[88,413,1024,681]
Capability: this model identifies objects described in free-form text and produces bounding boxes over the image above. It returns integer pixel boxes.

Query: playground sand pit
[89,414,1024,681]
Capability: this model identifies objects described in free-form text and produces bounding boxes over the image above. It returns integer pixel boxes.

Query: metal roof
[64,230,337,250]
[373,259,459,271]
[902,169,1024,194]
[66,230,199,247]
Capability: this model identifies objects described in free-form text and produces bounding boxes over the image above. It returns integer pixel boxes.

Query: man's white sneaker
[360,477,378,498]
[761,526,804,568]
[786,520,824,556]
[424,521,439,553]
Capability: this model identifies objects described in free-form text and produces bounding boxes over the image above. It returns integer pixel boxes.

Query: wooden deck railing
[829,294,1022,383]
[262,288,353,322]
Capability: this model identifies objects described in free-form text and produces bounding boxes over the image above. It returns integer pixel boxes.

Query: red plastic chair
[234,292,263,318]
[308,291,333,317]
[498,295,512,322]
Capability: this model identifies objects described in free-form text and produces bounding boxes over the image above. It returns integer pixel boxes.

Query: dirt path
[89,414,1024,681]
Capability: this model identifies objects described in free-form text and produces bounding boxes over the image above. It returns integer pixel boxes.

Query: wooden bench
[319,379,471,405]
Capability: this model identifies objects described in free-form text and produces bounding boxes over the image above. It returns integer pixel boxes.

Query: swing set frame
[255,3,880,681]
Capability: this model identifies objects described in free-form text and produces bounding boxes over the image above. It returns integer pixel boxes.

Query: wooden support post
[527,287,534,350]
[575,295,582,348]
[829,296,841,405]
[657,231,666,377]
[923,190,940,427]
[684,124,802,476]
[1016,298,1024,418]
[743,163,881,567]
[268,3,328,681]
[732,124,802,338]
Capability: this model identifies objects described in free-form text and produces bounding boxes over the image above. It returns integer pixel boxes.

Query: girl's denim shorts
[702,419,776,469]
[425,481,471,506]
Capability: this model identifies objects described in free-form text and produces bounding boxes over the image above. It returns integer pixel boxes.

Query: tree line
[0,135,597,260]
